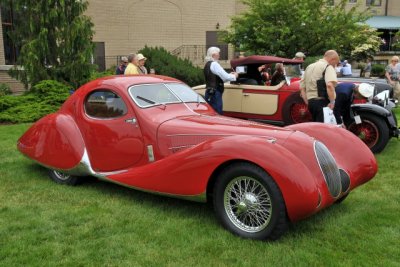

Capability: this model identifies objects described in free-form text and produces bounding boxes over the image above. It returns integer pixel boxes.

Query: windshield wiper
[137,95,166,109]
[137,95,156,104]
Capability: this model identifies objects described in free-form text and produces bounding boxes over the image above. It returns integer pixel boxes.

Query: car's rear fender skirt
[286,122,377,189]
[106,135,321,221]
[17,113,85,170]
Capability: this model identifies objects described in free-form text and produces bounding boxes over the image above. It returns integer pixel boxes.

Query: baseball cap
[295,52,305,58]
[137,54,147,61]
[358,83,374,98]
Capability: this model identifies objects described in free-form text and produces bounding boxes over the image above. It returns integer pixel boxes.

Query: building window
[366,0,381,6]
[349,0,357,3]
[1,1,19,64]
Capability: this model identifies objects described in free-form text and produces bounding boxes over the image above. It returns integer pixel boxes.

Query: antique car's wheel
[213,162,288,240]
[48,169,81,186]
[282,92,312,125]
[335,193,349,204]
[347,113,390,153]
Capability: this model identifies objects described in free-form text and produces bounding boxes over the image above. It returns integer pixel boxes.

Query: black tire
[335,193,349,204]
[48,169,81,186]
[347,112,390,153]
[213,162,288,240]
[282,92,312,125]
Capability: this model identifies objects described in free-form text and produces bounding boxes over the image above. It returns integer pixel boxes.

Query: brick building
[1,0,399,93]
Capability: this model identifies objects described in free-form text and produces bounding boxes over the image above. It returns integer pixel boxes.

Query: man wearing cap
[293,52,305,76]
[137,53,148,74]
[124,53,140,75]
[116,56,128,75]
[300,50,340,122]
[333,83,373,126]
[294,52,305,60]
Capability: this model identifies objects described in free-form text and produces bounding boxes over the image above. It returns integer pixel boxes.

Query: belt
[309,97,326,100]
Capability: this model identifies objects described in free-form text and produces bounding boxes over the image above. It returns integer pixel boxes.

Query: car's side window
[84,90,127,119]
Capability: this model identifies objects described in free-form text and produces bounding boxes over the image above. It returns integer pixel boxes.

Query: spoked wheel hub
[348,120,379,148]
[224,176,272,233]
[291,103,312,123]
[53,170,71,181]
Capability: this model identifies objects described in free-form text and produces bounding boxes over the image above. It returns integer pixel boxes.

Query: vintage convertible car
[17,75,377,240]
[193,56,399,153]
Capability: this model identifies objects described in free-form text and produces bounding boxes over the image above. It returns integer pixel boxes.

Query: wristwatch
[330,100,335,105]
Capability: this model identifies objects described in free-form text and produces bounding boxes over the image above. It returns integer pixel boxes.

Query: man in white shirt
[204,47,238,114]
[340,60,352,77]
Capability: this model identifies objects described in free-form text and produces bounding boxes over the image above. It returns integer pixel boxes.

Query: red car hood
[157,114,295,155]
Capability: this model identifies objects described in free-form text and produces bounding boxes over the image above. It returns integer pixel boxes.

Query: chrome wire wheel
[53,170,71,181]
[48,169,81,185]
[224,176,272,233]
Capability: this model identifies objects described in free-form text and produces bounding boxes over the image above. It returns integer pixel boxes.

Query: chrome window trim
[84,89,128,120]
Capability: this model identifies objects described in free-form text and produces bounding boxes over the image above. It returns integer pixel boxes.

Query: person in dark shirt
[270,63,286,86]
[334,83,374,125]
[115,56,128,75]
[203,47,238,114]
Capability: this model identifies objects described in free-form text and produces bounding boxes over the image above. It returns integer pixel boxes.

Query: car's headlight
[314,141,341,198]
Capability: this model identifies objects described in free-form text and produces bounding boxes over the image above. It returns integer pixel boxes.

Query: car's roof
[88,75,183,89]
[231,55,303,68]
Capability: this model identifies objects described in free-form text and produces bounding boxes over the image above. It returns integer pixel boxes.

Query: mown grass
[0,110,399,266]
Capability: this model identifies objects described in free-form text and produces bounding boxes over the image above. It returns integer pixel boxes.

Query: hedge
[0,80,71,123]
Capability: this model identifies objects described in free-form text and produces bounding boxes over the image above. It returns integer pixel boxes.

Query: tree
[224,0,380,59]
[3,0,95,88]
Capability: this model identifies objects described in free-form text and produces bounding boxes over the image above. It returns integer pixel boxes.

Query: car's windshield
[165,83,206,103]
[284,64,302,78]
[129,82,206,108]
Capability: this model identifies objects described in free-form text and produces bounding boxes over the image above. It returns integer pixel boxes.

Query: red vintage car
[17,75,377,240]
[193,56,399,153]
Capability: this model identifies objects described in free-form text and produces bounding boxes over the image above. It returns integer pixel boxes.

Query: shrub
[89,67,115,81]
[0,80,71,123]
[0,83,12,96]
[303,56,322,69]
[138,46,204,86]
[371,64,386,78]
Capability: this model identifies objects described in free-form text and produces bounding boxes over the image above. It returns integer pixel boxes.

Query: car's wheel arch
[204,152,320,223]
[206,159,270,204]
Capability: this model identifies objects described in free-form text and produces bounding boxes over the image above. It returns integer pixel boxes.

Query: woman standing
[385,56,400,102]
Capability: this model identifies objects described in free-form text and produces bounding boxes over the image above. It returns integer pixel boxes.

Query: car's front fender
[351,103,391,117]
[106,135,322,221]
[286,122,377,189]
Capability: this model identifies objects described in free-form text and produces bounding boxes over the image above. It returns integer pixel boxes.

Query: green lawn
[0,111,399,266]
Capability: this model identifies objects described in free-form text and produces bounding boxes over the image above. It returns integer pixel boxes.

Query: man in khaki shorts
[300,50,340,122]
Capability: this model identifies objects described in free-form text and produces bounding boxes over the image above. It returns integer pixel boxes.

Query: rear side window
[85,90,127,118]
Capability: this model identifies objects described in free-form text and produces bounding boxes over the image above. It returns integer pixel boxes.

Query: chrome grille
[314,141,341,198]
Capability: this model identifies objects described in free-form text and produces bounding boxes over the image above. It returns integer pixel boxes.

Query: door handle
[243,94,250,96]
[125,118,137,124]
